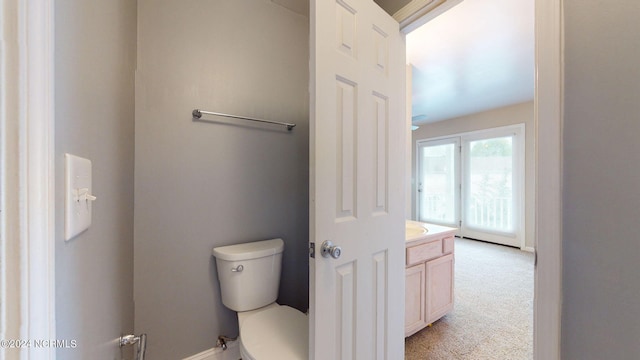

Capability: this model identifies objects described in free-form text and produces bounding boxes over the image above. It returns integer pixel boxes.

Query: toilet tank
[212,238,284,312]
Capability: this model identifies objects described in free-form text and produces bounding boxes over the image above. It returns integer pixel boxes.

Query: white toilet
[212,238,308,360]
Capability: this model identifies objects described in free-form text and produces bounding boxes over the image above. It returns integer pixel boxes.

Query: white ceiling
[407,0,534,124]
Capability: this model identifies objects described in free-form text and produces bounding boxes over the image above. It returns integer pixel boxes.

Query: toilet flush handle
[231,265,244,272]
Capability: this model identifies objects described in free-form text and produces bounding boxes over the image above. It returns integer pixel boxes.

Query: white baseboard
[183,340,240,360]
[523,246,535,253]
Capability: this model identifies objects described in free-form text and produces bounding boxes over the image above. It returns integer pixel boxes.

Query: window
[416,125,524,247]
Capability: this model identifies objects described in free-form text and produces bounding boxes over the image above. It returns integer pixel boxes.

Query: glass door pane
[417,139,459,226]
[465,136,515,234]
[415,125,523,247]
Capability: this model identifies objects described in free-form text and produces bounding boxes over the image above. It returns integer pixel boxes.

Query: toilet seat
[240,305,308,360]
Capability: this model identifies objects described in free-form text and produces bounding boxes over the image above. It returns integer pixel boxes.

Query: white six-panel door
[310,0,406,359]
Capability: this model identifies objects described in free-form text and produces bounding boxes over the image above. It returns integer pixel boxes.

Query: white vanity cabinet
[405,222,457,337]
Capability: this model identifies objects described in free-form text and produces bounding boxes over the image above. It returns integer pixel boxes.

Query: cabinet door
[426,253,454,324]
[405,263,426,336]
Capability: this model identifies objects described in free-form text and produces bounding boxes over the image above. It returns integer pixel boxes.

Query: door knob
[321,240,342,259]
[120,333,147,360]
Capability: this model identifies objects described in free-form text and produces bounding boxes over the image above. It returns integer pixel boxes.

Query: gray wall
[411,101,535,249]
[562,1,640,359]
[134,1,309,358]
[55,1,136,359]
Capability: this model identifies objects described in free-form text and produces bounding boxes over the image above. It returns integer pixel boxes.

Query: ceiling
[407,0,534,124]
[271,0,309,16]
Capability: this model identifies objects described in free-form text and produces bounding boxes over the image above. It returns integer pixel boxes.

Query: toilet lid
[241,305,308,360]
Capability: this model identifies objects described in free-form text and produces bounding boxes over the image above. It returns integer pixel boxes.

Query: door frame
[6,0,562,359]
[1,0,57,359]
[531,1,563,358]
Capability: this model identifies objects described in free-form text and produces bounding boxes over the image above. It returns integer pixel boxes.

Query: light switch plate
[65,153,94,241]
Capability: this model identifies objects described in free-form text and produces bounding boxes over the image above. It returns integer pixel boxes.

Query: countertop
[405,220,458,246]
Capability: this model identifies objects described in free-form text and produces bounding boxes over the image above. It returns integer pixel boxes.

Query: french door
[416,125,524,248]
[416,138,460,228]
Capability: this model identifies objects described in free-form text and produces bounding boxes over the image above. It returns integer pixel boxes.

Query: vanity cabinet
[405,263,427,335]
[404,222,456,337]
[425,253,454,324]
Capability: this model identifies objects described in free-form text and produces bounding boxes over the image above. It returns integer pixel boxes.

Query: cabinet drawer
[442,236,455,254]
[407,240,442,265]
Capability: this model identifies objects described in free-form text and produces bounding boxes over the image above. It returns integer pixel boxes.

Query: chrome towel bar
[192,109,296,131]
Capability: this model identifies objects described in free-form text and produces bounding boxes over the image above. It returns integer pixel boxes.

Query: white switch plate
[65,153,94,241]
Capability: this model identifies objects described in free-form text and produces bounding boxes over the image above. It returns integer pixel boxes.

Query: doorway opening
[403,0,535,357]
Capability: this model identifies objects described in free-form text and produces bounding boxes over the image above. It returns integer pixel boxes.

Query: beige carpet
[405,237,534,360]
